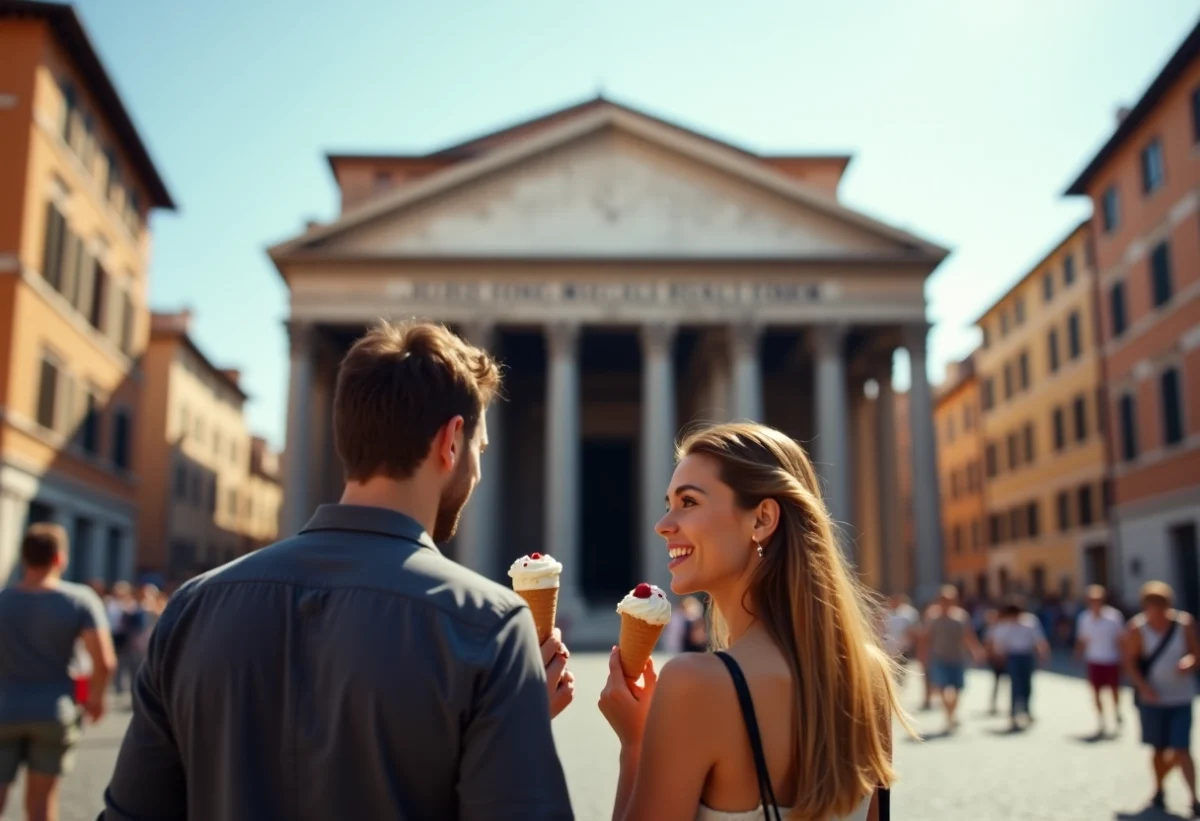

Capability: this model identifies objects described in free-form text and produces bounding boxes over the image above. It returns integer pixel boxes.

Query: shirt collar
[299,504,441,554]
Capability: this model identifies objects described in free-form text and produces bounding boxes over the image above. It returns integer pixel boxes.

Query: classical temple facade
[270,98,948,639]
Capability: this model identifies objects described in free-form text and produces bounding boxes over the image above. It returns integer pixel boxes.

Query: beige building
[269,98,950,639]
[975,221,1111,599]
[0,2,175,585]
[135,310,279,581]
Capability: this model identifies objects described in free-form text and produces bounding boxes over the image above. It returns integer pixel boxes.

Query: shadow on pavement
[1115,809,1189,820]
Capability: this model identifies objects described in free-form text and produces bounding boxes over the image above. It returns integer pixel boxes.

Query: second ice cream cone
[619,612,665,678]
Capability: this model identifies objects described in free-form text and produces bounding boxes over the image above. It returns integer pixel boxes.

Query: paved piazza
[2,654,1192,820]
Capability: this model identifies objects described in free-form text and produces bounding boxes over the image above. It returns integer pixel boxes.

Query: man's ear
[433,415,466,473]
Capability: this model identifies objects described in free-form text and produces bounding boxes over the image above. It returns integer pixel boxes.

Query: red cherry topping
[530,552,542,560]
[633,583,652,599]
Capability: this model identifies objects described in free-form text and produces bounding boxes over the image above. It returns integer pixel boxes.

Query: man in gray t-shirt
[0,523,115,820]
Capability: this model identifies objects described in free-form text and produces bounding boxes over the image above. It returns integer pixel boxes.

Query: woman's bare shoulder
[657,652,741,707]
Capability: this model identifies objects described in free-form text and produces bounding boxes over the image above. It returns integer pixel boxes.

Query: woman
[987,599,1049,731]
[599,422,910,821]
[982,607,1007,716]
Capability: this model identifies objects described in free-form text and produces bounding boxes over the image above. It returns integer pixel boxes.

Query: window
[1141,138,1165,194]
[112,409,131,470]
[1019,351,1030,390]
[1102,185,1120,233]
[985,442,998,477]
[1048,328,1060,373]
[37,355,60,431]
[1057,491,1072,532]
[1007,433,1020,470]
[1053,407,1066,451]
[971,520,981,550]
[981,326,990,349]
[1043,272,1054,302]
[982,378,995,411]
[1010,508,1024,541]
[954,525,964,555]
[1162,367,1184,446]
[105,148,123,203]
[1079,485,1094,527]
[1000,311,1010,337]
[1193,86,1200,142]
[1023,422,1035,463]
[105,527,122,584]
[1102,479,1113,513]
[1068,311,1082,359]
[1064,253,1076,285]
[1110,282,1127,337]
[1073,394,1088,442]
[1027,501,1040,538]
[60,81,77,142]
[1151,241,1173,308]
[80,390,99,454]
[963,404,973,431]
[1004,363,1014,400]
[227,489,238,518]
[1119,394,1138,462]
[41,201,67,290]
[945,416,955,444]
[989,514,1002,546]
[1015,297,1026,326]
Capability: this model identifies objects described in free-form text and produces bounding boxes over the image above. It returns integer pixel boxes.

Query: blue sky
[72,0,1198,449]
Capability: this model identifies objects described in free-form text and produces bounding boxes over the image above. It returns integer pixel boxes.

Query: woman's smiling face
[656,454,757,595]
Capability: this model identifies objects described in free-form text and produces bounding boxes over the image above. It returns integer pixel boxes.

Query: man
[1075,584,1125,736]
[923,585,985,733]
[102,321,576,820]
[0,524,114,821]
[882,594,920,685]
[1124,581,1200,816]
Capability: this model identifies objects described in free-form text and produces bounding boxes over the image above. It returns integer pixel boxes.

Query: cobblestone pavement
[3,655,1194,820]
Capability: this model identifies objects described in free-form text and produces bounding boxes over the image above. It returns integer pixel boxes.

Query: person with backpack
[1123,581,1200,816]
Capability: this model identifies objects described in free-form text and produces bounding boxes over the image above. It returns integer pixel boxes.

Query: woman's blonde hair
[678,421,913,820]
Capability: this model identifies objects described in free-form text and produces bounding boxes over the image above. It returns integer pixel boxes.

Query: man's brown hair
[22,523,67,569]
[334,320,501,481]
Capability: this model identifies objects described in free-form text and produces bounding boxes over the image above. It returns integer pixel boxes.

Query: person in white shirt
[1075,584,1126,736]
[883,595,920,684]
[988,600,1050,732]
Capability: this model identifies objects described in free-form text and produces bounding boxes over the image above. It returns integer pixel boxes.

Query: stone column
[874,355,904,596]
[281,322,315,537]
[545,322,583,618]
[640,323,676,593]
[455,322,502,577]
[730,322,763,421]
[0,491,30,586]
[905,324,945,605]
[813,324,852,546]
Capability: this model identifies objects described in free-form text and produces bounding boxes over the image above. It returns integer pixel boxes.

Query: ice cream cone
[517,586,558,643]
[619,612,665,678]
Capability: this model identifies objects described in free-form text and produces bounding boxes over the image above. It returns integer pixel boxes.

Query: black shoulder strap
[714,651,783,821]
[1142,617,1179,675]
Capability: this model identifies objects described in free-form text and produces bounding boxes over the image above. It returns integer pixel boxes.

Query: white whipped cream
[616,584,672,625]
[507,553,563,590]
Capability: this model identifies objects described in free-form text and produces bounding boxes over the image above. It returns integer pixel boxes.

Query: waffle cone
[619,612,665,678]
[516,586,558,643]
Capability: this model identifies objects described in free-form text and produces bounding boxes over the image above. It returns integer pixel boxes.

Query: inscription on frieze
[384,280,825,306]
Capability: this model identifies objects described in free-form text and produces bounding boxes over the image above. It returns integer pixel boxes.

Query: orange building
[135,312,281,581]
[0,1,174,584]
[934,356,989,598]
[1066,21,1200,610]
[975,223,1110,600]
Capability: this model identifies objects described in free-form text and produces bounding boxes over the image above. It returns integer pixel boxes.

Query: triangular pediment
[273,106,946,264]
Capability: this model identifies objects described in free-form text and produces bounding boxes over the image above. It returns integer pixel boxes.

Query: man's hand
[84,691,106,724]
[1180,654,1197,674]
[541,628,575,719]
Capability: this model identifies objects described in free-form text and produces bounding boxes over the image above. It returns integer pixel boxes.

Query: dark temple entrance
[581,438,636,606]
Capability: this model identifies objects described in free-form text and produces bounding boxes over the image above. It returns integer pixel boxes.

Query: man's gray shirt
[101,505,573,820]
[0,581,107,725]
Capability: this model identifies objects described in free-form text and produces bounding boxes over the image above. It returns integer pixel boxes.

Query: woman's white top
[695,794,872,820]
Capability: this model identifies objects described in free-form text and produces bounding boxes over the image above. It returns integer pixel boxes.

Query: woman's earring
[754,538,764,558]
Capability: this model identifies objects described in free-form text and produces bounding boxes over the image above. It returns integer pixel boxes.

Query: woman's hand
[598,646,658,749]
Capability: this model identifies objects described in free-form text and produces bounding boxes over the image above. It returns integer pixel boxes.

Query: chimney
[1116,106,1132,125]
[220,368,241,386]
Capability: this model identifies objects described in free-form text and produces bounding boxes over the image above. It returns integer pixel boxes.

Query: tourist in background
[1075,584,1125,737]
[988,599,1049,732]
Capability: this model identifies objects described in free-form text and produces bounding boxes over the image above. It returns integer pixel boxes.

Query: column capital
[286,320,315,356]
[545,322,580,357]
[812,323,849,357]
[729,320,763,358]
[640,322,677,356]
